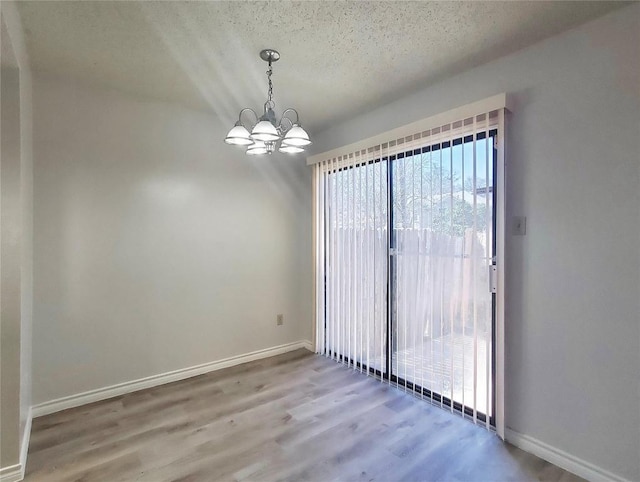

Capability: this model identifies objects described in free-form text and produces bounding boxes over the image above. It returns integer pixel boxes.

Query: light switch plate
[513,216,527,236]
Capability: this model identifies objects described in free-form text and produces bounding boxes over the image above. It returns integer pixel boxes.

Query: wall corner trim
[0,407,32,482]
[505,428,632,482]
[32,340,313,419]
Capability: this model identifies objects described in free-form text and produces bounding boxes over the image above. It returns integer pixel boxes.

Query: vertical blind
[312,102,506,433]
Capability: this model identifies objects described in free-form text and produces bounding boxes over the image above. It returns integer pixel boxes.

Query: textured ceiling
[17,1,627,132]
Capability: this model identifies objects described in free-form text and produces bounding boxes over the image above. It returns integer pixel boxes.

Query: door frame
[311,96,508,439]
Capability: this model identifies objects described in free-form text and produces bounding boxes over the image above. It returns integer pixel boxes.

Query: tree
[327,149,491,237]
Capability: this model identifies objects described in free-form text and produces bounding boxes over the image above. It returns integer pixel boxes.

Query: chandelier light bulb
[282,124,312,147]
[224,123,253,145]
[251,120,280,142]
[279,144,305,154]
[246,141,269,155]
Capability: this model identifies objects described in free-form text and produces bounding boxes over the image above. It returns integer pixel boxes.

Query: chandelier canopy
[224,49,311,155]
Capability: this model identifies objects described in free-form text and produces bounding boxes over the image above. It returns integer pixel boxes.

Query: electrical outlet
[277,314,284,326]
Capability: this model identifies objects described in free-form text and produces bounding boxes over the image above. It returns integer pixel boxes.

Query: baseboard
[0,463,22,482]
[0,465,22,482]
[0,407,32,482]
[505,428,631,482]
[33,340,314,418]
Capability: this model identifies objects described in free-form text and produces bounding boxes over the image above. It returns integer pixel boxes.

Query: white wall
[1,61,23,473]
[1,0,33,474]
[310,5,640,481]
[17,16,33,456]
[32,74,312,406]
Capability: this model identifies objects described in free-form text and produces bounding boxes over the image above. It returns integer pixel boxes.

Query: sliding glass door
[320,114,499,426]
[390,132,496,423]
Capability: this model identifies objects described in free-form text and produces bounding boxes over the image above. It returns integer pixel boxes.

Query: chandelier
[224,49,311,155]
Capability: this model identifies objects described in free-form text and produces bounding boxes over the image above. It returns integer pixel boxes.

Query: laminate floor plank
[25,350,585,482]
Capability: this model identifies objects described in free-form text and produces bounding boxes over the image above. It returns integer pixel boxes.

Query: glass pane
[391,135,494,417]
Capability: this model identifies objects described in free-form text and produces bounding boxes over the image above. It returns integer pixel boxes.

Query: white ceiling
[16,1,627,133]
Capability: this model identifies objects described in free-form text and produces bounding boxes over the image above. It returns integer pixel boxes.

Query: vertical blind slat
[384,142,391,386]
[448,127,455,413]
[336,156,340,362]
[460,121,466,413]
[484,120,495,429]
[472,117,478,424]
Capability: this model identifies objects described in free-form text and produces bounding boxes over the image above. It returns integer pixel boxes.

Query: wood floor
[25,349,583,482]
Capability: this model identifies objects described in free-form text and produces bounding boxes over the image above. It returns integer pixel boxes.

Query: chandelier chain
[267,61,273,103]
